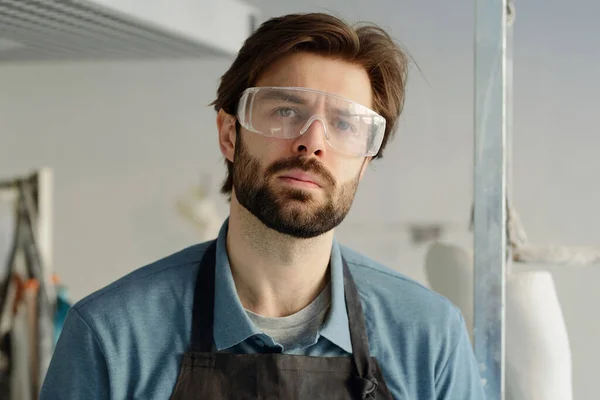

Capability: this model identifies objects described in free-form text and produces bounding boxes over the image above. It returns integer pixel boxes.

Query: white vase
[424,242,573,400]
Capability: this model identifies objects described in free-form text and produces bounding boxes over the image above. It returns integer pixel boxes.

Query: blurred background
[0,0,598,398]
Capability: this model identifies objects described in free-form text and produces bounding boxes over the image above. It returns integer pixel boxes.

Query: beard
[232,134,361,239]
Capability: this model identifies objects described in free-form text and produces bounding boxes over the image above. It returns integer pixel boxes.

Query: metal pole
[473,0,508,399]
[506,2,515,202]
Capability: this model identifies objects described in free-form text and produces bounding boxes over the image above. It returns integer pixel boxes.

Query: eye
[275,107,297,118]
[336,119,356,133]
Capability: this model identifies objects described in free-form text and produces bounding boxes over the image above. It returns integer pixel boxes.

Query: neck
[226,198,334,318]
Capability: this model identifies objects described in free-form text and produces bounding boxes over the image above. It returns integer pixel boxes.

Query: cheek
[331,157,364,185]
[244,133,286,156]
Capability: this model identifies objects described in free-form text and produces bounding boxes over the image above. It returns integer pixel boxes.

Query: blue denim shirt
[40,219,485,399]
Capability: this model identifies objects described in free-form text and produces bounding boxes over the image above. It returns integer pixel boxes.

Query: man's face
[224,52,373,238]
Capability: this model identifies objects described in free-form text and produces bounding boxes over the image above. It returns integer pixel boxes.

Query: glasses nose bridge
[299,115,330,140]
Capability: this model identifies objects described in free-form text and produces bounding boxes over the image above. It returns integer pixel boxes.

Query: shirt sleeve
[40,307,110,399]
[435,312,487,400]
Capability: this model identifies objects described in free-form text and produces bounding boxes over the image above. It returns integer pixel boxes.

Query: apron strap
[342,258,380,398]
[190,241,218,352]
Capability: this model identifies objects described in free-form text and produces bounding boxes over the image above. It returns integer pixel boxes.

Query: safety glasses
[236,86,386,157]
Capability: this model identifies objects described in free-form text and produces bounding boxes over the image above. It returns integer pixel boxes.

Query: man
[41,13,485,399]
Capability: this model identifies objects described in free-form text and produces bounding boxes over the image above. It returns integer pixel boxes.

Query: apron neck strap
[342,258,374,377]
[190,241,217,353]
[342,258,380,397]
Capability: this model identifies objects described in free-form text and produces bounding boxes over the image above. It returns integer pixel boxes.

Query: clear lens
[236,87,386,157]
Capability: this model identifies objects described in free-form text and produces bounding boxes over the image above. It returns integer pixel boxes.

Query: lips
[279,171,322,187]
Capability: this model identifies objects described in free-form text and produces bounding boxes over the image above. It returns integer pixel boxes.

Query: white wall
[0,59,231,296]
[1,0,599,398]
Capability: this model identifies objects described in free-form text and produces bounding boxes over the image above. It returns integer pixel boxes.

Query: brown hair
[211,12,410,199]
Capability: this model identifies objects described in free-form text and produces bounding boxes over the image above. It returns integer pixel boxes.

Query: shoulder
[48,242,215,398]
[339,244,465,336]
[71,240,213,330]
[339,245,476,396]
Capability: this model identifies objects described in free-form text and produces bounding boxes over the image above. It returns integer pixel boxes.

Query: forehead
[254,52,373,110]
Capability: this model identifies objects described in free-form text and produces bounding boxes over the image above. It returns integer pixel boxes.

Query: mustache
[266,156,336,187]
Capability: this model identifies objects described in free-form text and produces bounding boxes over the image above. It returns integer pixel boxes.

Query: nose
[292,116,328,157]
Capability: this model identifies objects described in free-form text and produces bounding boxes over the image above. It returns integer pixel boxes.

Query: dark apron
[170,242,394,399]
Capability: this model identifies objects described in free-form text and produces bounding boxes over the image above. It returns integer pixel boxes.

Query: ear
[217,109,237,163]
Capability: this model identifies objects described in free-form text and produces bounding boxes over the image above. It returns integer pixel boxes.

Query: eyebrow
[327,105,366,119]
[258,89,370,118]
[258,90,307,105]
[332,108,355,118]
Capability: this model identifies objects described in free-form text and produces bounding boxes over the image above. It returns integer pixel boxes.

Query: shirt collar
[318,240,353,353]
[212,217,353,354]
